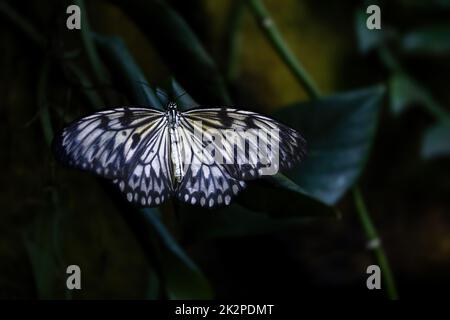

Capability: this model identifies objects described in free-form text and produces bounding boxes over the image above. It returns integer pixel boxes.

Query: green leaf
[110,0,231,104]
[141,208,213,299]
[396,0,450,9]
[402,26,450,55]
[389,72,426,115]
[389,72,450,121]
[421,122,450,159]
[276,86,385,205]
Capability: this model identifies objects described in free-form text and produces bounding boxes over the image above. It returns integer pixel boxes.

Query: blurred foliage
[0,0,449,299]
[277,86,384,205]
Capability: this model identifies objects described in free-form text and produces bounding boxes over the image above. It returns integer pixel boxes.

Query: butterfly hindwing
[175,119,246,208]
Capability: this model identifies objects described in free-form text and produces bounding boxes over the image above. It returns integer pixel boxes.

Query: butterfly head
[167,102,178,111]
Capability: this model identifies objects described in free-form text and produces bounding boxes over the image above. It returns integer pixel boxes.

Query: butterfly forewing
[182,107,306,180]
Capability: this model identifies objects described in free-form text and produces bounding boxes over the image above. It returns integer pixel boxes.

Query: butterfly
[53,102,306,208]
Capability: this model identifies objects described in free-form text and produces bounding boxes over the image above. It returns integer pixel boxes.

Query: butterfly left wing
[53,107,174,207]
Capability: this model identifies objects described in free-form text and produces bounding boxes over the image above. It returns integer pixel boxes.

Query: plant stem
[246,0,398,299]
[246,0,320,99]
[225,0,246,82]
[353,187,399,300]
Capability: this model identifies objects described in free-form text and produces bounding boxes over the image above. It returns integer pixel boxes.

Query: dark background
[1,0,449,299]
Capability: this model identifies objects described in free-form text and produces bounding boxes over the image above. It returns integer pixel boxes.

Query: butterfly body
[169,127,183,184]
[54,102,306,208]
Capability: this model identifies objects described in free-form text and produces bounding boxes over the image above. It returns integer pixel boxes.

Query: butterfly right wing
[182,107,306,180]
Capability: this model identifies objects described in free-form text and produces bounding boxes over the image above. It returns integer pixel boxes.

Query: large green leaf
[421,122,450,159]
[276,86,385,205]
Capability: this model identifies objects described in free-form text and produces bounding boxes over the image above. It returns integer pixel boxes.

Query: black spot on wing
[219,107,234,127]
[244,115,256,128]
[119,109,133,126]
[131,133,141,149]
[99,115,109,129]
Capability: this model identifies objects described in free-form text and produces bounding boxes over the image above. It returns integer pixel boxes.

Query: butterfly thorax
[166,102,184,184]
[166,102,179,128]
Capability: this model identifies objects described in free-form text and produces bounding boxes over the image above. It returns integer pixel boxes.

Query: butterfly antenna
[156,87,169,98]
